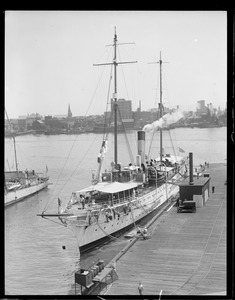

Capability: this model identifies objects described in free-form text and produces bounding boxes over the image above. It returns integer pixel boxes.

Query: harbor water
[4,127,226,295]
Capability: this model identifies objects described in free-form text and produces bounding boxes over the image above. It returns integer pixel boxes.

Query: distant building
[17,113,42,131]
[67,104,72,119]
[32,120,46,131]
[105,98,134,129]
[18,117,27,131]
[53,114,67,119]
[196,100,208,116]
[5,118,19,132]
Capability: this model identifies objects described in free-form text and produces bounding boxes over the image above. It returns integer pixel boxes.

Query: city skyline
[5,98,226,121]
[5,11,227,119]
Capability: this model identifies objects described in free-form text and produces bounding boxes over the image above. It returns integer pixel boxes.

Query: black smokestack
[137,130,145,165]
[189,152,194,185]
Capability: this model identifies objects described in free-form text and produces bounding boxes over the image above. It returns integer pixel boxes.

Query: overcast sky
[5,11,227,119]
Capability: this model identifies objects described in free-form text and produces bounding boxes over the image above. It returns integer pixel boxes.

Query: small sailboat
[38,29,186,251]
[4,111,50,207]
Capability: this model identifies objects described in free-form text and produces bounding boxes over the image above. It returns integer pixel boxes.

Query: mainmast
[149,52,168,164]
[159,52,163,163]
[94,27,137,166]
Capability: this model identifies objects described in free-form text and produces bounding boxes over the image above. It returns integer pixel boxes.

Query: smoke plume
[143,110,184,132]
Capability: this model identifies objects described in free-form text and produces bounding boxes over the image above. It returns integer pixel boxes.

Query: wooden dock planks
[105,163,227,296]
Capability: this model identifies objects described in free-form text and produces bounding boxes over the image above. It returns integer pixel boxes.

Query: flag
[58,198,63,215]
[179,147,185,153]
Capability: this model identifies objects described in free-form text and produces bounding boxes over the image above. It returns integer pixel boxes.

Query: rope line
[117,47,129,100]
[116,106,135,164]
[50,227,80,295]
[102,64,113,140]
[43,62,109,213]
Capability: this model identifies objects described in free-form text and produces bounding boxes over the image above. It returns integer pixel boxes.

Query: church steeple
[67,104,72,119]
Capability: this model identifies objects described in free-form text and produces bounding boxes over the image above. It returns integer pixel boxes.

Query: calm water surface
[4,127,226,295]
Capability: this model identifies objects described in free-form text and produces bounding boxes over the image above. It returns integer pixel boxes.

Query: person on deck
[142,227,148,239]
[138,282,144,295]
[80,194,85,209]
[111,260,116,272]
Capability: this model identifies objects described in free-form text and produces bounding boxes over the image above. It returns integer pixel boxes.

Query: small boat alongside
[5,110,50,207]
[5,170,49,207]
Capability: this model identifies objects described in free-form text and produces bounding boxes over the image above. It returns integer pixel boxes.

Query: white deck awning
[76,181,139,195]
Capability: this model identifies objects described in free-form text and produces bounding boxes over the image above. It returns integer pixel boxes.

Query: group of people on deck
[69,192,94,209]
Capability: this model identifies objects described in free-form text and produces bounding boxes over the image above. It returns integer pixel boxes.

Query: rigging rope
[102,64,113,141]
[40,215,67,227]
[43,59,110,213]
[117,48,129,100]
[168,130,180,163]
[131,197,148,214]
[43,134,99,213]
[95,219,119,241]
[148,129,156,159]
[128,198,137,230]
[116,106,135,164]
[50,226,80,295]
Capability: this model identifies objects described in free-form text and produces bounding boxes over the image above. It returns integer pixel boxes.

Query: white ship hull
[66,177,180,249]
[5,180,49,207]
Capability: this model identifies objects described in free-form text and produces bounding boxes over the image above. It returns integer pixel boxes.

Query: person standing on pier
[212,186,215,193]
[138,282,144,295]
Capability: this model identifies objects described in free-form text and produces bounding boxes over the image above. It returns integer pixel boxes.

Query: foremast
[94,27,137,178]
[113,28,118,164]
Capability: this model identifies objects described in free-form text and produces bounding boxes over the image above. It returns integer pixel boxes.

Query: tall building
[196,100,208,116]
[107,98,134,128]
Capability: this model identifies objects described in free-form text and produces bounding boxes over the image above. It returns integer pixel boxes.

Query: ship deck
[105,163,227,296]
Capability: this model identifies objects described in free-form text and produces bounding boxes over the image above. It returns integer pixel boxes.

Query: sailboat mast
[113,27,118,165]
[159,52,163,163]
[13,135,19,175]
[5,109,19,176]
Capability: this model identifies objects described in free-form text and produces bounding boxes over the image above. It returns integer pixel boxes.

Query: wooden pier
[105,163,227,296]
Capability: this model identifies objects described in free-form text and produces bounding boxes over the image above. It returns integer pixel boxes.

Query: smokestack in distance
[137,130,145,166]
[189,152,194,185]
